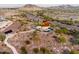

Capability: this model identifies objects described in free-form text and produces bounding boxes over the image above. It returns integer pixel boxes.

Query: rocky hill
[19,4,42,11]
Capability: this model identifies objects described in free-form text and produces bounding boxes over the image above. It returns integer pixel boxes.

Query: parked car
[43,28,53,32]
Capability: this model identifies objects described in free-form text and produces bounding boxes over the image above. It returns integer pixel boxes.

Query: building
[42,20,50,27]
[0,20,21,34]
[36,20,52,31]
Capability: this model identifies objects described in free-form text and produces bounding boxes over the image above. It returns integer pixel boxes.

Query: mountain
[23,4,39,8]
[19,4,42,11]
[46,5,79,11]
[58,5,74,8]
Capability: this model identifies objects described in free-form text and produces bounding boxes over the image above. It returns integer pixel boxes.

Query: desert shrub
[69,30,79,44]
[25,40,31,45]
[70,38,79,45]
[59,20,74,25]
[20,47,27,54]
[50,24,58,28]
[0,52,10,54]
[58,36,66,43]
[40,47,50,54]
[18,19,28,26]
[32,30,40,41]
[62,49,70,54]
[55,28,69,34]
[33,48,39,54]
[69,30,79,37]
[42,15,55,21]
[65,20,74,25]
[34,21,42,26]
[70,50,79,54]
[37,11,44,16]
[63,49,79,54]
[0,33,6,41]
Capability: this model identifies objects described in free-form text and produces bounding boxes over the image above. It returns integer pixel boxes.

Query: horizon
[0,4,79,8]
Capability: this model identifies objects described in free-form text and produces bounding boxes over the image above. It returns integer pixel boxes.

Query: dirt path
[4,29,35,54]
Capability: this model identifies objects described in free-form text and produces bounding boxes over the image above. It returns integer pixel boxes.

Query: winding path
[4,33,18,54]
[4,29,35,54]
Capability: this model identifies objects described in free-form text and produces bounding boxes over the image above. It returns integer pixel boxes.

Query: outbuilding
[0,20,21,34]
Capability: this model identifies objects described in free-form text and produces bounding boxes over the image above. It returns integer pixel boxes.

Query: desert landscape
[0,4,79,54]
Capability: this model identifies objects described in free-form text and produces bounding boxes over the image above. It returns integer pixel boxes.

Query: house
[36,20,52,32]
[42,20,50,27]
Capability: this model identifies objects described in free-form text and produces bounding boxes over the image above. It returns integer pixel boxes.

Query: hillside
[19,4,42,11]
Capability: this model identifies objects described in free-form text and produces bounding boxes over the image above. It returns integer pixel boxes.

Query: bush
[50,24,58,28]
[40,47,50,54]
[0,52,10,54]
[20,47,27,54]
[34,21,42,26]
[18,19,28,26]
[55,28,69,34]
[32,30,40,41]
[0,33,6,41]
[42,15,54,21]
[25,40,31,45]
[58,36,66,43]
[59,20,74,25]
[65,20,74,25]
[70,50,79,54]
[69,30,79,37]
[70,38,79,45]
[62,49,70,54]
[75,38,79,44]
[62,49,79,54]
[33,48,39,54]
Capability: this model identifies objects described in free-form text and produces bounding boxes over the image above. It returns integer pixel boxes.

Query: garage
[4,30,13,34]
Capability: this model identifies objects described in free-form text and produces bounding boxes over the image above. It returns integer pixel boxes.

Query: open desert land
[0,4,79,54]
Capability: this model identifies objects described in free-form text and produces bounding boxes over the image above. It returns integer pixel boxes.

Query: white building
[36,26,51,32]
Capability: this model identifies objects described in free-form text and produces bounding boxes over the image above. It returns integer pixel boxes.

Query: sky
[0,4,24,8]
[0,0,79,8]
[36,4,79,7]
[0,4,79,8]
[0,0,79,4]
[0,4,64,8]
